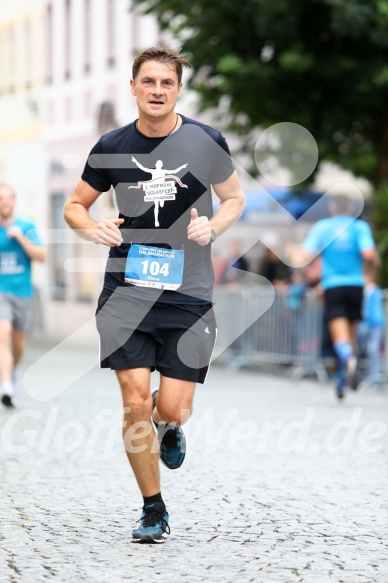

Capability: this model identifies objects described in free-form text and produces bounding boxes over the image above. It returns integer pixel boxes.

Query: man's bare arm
[362,247,380,267]
[187,171,245,246]
[64,179,123,247]
[7,227,45,262]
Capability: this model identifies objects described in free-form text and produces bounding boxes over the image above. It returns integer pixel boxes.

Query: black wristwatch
[209,229,217,243]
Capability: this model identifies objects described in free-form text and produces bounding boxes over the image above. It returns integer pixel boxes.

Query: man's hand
[7,225,45,262]
[187,208,212,246]
[7,226,23,241]
[92,218,124,247]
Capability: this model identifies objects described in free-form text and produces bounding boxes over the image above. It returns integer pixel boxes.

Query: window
[47,100,54,125]
[65,95,72,122]
[50,193,67,300]
[45,4,53,84]
[64,0,71,79]
[0,30,5,94]
[106,0,115,67]
[0,158,5,182]
[84,0,91,73]
[24,19,33,88]
[8,26,16,92]
[84,89,92,117]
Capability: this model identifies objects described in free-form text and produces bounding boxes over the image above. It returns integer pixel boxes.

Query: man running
[0,184,45,407]
[300,194,377,399]
[64,46,245,543]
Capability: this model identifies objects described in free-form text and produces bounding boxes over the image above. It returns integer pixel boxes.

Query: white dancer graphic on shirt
[130,157,188,227]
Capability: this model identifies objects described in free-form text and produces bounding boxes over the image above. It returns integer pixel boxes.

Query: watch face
[211,229,216,242]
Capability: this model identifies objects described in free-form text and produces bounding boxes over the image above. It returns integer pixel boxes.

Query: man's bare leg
[0,320,14,386]
[153,376,196,426]
[11,330,25,368]
[116,367,160,497]
[328,317,352,345]
[0,320,15,406]
[349,321,358,352]
[117,368,173,543]
[11,330,25,391]
[151,376,196,470]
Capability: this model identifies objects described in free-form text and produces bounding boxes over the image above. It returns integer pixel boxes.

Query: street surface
[0,341,387,583]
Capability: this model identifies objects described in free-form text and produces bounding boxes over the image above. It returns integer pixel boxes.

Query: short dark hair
[132,46,191,84]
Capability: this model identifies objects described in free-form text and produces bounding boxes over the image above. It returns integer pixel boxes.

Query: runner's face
[0,187,15,220]
[130,60,182,121]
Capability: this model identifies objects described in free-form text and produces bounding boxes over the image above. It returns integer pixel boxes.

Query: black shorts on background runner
[96,288,217,383]
[324,285,363,322]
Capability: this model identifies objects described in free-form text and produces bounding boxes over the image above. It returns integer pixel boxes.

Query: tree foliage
[371,183,388,286]
[132,0,388,186]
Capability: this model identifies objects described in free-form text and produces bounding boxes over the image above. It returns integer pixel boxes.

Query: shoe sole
[152,388,186,470]
[151,388,158,410]
[160,427,186,470]
[346,356,358,390]
[160,457,185,470]
[132,532,169,544]
[160,440,186,470]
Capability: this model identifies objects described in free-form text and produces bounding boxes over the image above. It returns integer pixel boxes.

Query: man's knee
[157,400,192,426]
[121,387,153,421]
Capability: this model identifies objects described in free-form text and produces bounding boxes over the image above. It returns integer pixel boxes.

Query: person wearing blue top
[299,194,378,399]
[0,184,45,408]
[357,261,385,384]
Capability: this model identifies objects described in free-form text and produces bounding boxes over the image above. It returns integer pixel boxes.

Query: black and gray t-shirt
[81,115,235,304]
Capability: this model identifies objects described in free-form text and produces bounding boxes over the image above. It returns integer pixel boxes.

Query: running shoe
[152,388,159,415]
[132,502,170,544]
[152,389,186,470]
[1,394,15,408]
[346,356,359,390]
[336,377,346,400]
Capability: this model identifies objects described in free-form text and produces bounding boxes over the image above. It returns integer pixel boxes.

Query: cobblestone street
[0,341,387,582]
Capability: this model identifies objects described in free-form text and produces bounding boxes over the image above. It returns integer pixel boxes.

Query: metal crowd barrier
[213,284,325,378]
[213,285,388,388]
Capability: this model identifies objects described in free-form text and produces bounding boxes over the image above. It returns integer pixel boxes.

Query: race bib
[124,244,184,290]
[0,252,25,275]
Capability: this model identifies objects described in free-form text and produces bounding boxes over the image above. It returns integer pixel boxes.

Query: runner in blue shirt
[0,184,45,407]
[357,260,385,383]
[300,194,377,399]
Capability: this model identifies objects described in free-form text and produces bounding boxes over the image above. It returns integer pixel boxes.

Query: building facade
[44,0,160,339]
[0,0,208,341]
[0,0,47,318]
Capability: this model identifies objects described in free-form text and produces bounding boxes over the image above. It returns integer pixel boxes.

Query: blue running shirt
[302,216,375,290]
[0,217,42,297]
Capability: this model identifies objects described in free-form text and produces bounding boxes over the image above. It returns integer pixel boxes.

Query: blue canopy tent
[240,188,328,222]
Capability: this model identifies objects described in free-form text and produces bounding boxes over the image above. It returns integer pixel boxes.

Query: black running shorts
[323,285,363,322]
[95,288,217,383]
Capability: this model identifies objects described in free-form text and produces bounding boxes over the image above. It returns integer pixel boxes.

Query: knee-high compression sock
[333,341,353,365]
